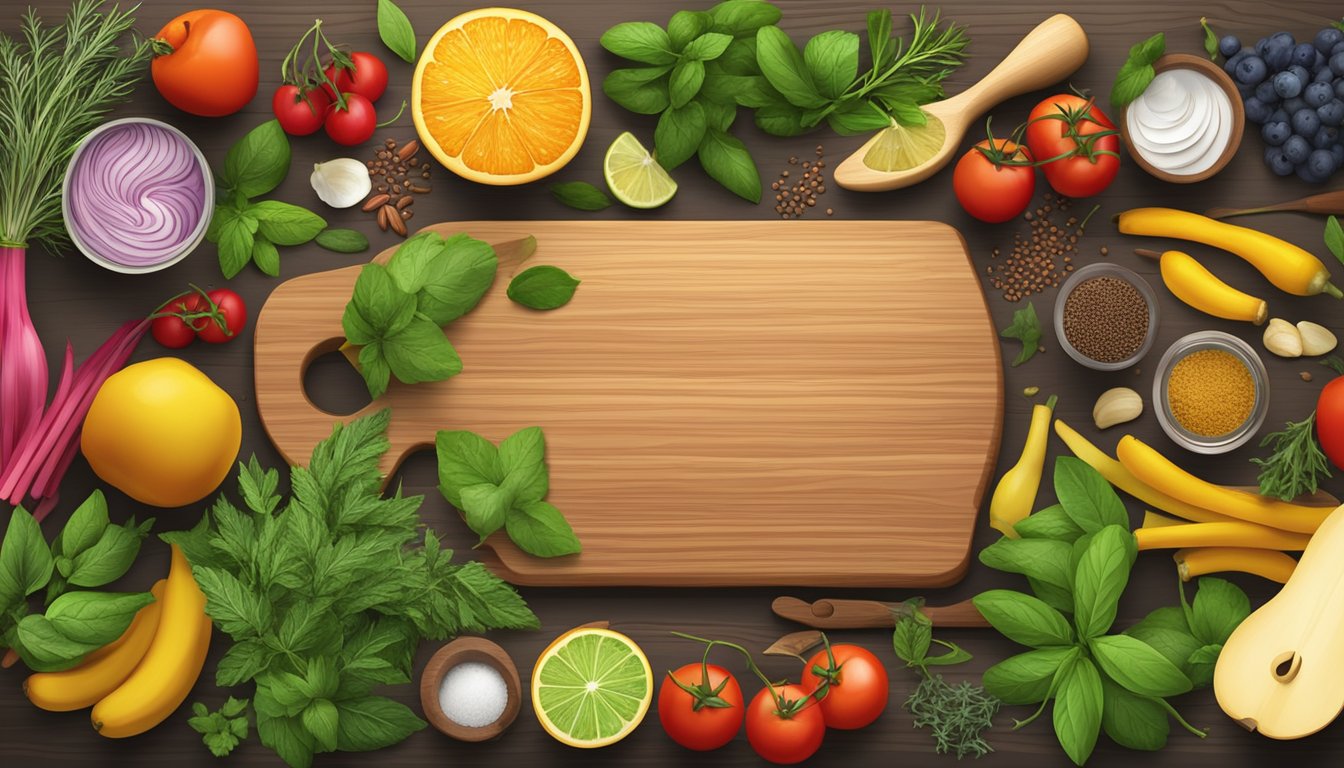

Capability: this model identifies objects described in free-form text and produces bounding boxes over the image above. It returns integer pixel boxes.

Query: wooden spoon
[833,14,1090,192]
[772,596,988,629]
[1206,190,1344,219]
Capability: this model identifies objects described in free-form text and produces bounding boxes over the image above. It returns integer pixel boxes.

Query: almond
[384,205,406,236]
[397,140,419,162]
[362,193,390,212]
[396,195,413,209]
[376,205,390,231]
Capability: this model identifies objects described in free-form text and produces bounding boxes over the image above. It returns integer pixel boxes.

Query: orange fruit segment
[412,9,591,185]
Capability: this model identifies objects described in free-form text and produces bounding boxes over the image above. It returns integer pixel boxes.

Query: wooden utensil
[1206,190,1344,220]
[420,637,522,742]
[833,14,1089,192]
[772,596,988,629]
[254,220,1002,587]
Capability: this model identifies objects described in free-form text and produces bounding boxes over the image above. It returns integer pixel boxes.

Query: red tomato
[745,684,825,765]
[325,93,378,146]
[150,292,204,349]
[1024,94,1120,199]
[1318,377,1344,470]
[658,663,744,751]
[151,10,258,117]
[953,139,1035,223]
[273,85,333,136]
[194,289,247,344]
[799,644,889,730]
[324,52,389,103]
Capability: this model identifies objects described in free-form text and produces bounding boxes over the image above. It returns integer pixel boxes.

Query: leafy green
[314,229,370,254]
[550,181,613,211]
[1053,657,1103,766]
[436,427,581,557]
[376,0,417,63]
[163,411,538,768]
[1000,302,1042,366]
[1111,33,1165,108]
[1252,412,1331,500]
[222,119,290,199]
[1053,457,1129,533]
[972,590,1073,648]
[1321,355,1344,375]
[1327,215,1344,268]
[508,265,581,310]
[1200,18,1218,61]
[190,698,251,757]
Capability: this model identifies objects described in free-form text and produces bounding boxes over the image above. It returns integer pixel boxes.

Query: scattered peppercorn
[774,145,831,219]
[1061,276,1150,364]
[985,194,1103,302]
[363,137,430,237]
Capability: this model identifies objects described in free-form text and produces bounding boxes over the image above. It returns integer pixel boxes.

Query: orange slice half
[412,8,592,185]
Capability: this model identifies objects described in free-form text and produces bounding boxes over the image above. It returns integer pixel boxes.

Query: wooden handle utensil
[771,596,988,629]
[1206,190,1344,219]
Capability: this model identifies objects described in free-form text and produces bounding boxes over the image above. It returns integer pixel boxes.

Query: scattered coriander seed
[1302,371,1314,382]
[1023,386,1040,397]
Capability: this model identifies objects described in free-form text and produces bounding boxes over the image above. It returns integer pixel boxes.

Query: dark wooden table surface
[4,0,1344,765]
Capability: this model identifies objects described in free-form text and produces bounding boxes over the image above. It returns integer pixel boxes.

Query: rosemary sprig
[0,0,150,250]
[1253,412,1332,501]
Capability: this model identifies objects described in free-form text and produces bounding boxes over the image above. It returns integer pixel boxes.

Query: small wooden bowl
[420,637,522,742]
[1120,53,1245,183]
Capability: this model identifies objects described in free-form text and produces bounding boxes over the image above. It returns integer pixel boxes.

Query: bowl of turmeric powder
[1153,330,1269,454]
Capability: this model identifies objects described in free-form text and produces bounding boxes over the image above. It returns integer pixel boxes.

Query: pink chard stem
[0,246,48,470]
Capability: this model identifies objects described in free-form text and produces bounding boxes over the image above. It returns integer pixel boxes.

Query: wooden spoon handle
[945,14,1090,118]
[1207,190,1344,219]
[771,596,989,629]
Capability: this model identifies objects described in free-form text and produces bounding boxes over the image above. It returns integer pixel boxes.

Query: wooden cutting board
[254,221,1002,587]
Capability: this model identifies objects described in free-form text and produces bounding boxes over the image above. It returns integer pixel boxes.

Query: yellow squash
[1136,521,1311,552]
[1174,547,1296,584]
[25,580,165,712]
[989,395,1056,537]
[91,545,210,738]
[1158,250,1269,324]
[1118,207,1341,297]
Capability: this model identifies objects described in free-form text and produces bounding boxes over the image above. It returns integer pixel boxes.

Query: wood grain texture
[255,221,1003,586]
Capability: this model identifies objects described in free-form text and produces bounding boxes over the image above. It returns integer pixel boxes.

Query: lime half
[604,132,678,209]
[531,627,653,748]
[863,114,947,172]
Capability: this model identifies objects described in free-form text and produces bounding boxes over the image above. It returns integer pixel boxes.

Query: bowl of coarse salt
[420,637,521,741]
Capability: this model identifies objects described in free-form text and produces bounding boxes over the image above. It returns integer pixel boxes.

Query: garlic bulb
[310,158,371,209]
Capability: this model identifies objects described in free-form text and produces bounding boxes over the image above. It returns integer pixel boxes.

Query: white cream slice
[1126,68,1233,176]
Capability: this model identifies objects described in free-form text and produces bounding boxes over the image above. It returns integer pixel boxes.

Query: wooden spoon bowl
[420,637,522,742]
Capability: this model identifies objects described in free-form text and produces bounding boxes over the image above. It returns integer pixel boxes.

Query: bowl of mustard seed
[1054,263,1160,371]
[1153,330,1269,454]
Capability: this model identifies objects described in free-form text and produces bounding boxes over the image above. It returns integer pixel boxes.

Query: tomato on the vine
[272,85,333,136]
[150,292,204,350]
[324,52,389,103]
[1024,94,1120,199]
[745,683,825,765]
[194,289,247,344]
[658,662,744,751]
[799,644,889,730]
[953,139,1035,223]
[325,93,378,146]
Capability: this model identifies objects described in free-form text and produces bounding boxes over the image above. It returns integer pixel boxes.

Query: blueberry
[1334,40,1344,56]
[1332,51,1344,75]
[1315,125,1340,148]
[1236,55,1268,85]
[1294,108,1322,136]
[1317,27,1344,54]
[1284,134,1312,163]
[1220,34,1243,58]
[1244,97,1273,123]
[1255,80,1281,103]
[1266,41,1294,71]
[1332,143,1344,167]
[1319,99,1344,126]
[1273,31,1296,47]
[1297,163,1325,183]
[1309,148,1338,177]
[1266,146,1296,176]
[1290,64,1312,85]
[1316,66,1336,83]
[1262,120,1292,146]
[1274,70,1304,98]
[1317,50,1329,71]
[1225,50,1248,74]
[1285,96,1309,114]
[1294,42,1318,67]
[1306,80,1335,107]
[1256,37,1271,56]
[1270,108,1290,124]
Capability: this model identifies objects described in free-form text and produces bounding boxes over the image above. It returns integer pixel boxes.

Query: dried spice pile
[363,137,432,237]
[771,145,833,219]
[1061,275,1150,363]
[985,194,1094,301]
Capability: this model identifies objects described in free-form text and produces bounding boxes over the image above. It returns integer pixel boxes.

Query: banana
[24,579,166,712]
[91,545,211,738]
[1158,250,1269,325]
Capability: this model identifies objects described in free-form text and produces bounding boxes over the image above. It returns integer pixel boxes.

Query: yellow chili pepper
[1173,547,1297,584]
[989,395,1056,538]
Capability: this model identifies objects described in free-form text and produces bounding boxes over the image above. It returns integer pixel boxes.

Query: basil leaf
[669,59,707,108]
[683,32,733,62]
[1054,456,1128,533]
[343,263,417,346]
[982,646,1078,705]
[550,181,612,211]
[506,501,581,557]
[1124,624,1202,672]
[0,507,53,607]
[1110,60,1156,109]
[44,590,154,645]
[668,10,712,51]
[376,0,417,64]
[508,265,581,310]
[1100,674,1168,751]
[698,128,761,203]
[826,99,892,136]
[333,696,426,751]
[256,711,315,768]
[1013,504,1085,542]
[383,315,462,384]
[250,201,327,246]
[1072,525,1132,638]
[355,344,393,399]
[754,26,826,109]
[1189,576,1250,646]
[206,204,234,244]
[603,67,673,114]
[1130,32,1166,65]
[803,30,859,100]
[708,0,782,37]
[435,431,504,508]
[866,9,894,71]
[1000,302,1042,366]
[887,100,928,127]
[977,537,1073,594]
[699,98,737,132]
[892,614,932,664]
[922,638,973,666]
[68,519,150,587]
[1326,216,1344,266]
[1184,643,1222,688]
[57,491,109,561]
[754,100,807,137]
[702,74,775,108]
[1127,604,1191,635]
[315,228,370,254]
[1029,577,1075,615]
[387,233,497,325]
[655,101,708,170]
[223,120,290,199]
[499,427,548,504]
[1053,656,1103,767]
[601,22,676,65]
[1089,634,1192,698]
[303,699,340,752]
[972,589,1074,648]
[217,215,257,279]
[15,614,100,672]
[716,37,761,75]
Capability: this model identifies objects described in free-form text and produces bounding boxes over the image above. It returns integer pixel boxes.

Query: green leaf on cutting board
[507,265,581,310]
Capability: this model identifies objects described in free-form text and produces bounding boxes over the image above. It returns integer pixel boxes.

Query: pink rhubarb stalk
[0,246,47,469]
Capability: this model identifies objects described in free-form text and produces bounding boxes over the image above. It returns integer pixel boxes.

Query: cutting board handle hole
[303,344,372,417]
[1272,651,1301,683]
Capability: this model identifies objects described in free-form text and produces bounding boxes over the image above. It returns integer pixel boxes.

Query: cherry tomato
[272,85,333,136]
[194,289,247,344]
[1024,94,1120,199]
[953,139,1036,223]
[658,663,744,751]
[1318,376,1344,470]
[324,52,389,103]
[324,93,378,146]
[799,644,889,730]
[151,10,258,117]
[150,293,204,349]
[745,684,825,765]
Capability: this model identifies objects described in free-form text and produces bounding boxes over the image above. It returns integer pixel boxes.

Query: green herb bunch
[189,697,251,757]
[162,411,539,768]
[0,492,153,671]
[1253,413,1331,501]
[974,457,1243,764]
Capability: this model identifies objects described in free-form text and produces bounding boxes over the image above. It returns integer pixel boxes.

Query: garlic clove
[311,158,373,209]
[1093,387,1143,430]
[1263,317,1303,358]
[1296,321,1337,357]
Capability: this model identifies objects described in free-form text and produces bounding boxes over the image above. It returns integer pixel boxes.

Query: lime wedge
[531,627,653,748]
[863,114,947,172]
[603,132,678,209]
